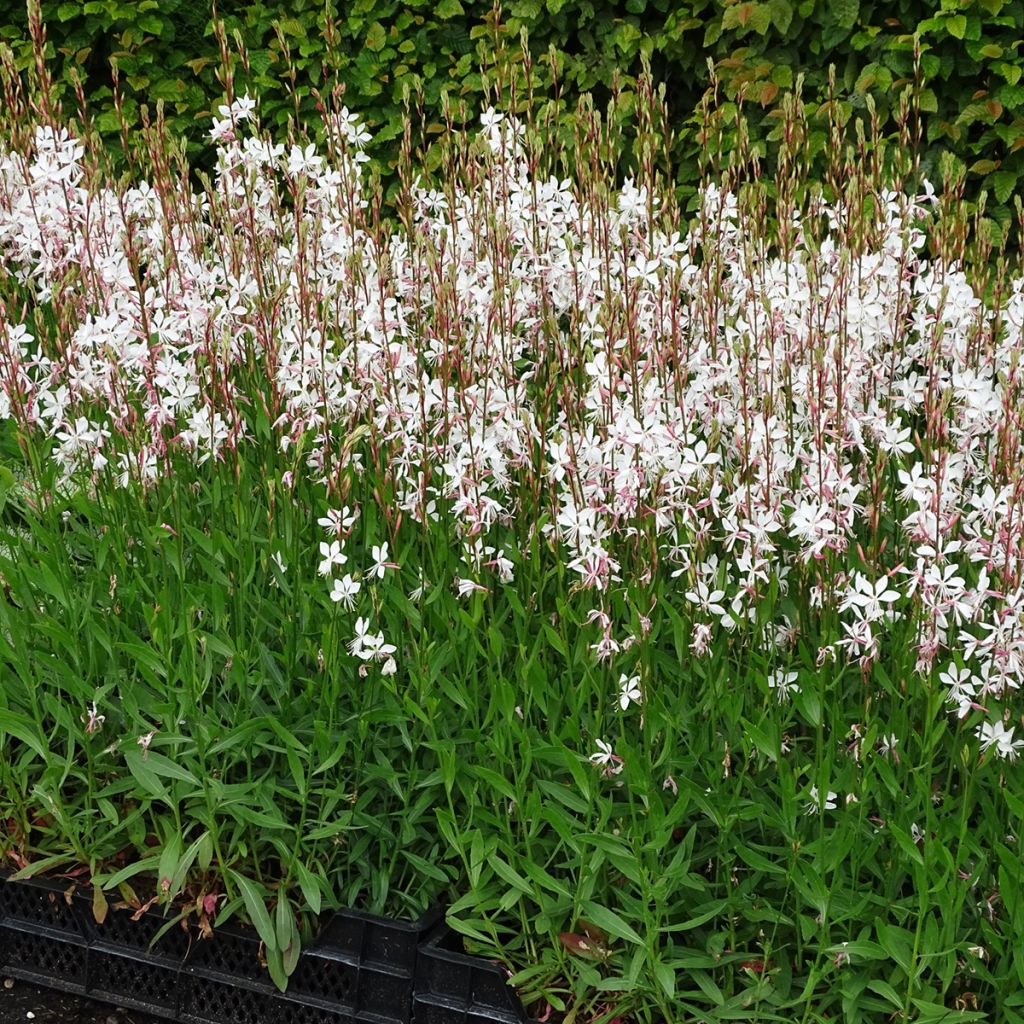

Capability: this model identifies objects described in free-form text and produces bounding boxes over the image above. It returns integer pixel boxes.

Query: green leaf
[740,717,778,762]
[277,18,306,37]
[796,688,821,727]
[510,0,541,16]
[138,750,199,787]
[767,0,793,34]
[653,960,675,1000]
[875,922,914,975]
[580,902,644,946]
[1000,83,1024,107]
[867,978,904,1009]
[0,711,46,761]
[295,860,322,916]
[435,0,464,16]
[825,940,887,962]
[98,855,162,890]
[124,749,168,798]
[832,0,858,29]
[276,895,300,976]
[945,14,967,39]
[888,822,924,869]
[969,159,999,175]
[170,833,209,897]
[365,22,387,51]
[491,856,532,895]
[993,169,1017,204]
[265,943,288,992]
[158,832,184,895]
[196,832,214,873]
[228,870,277,952]
[115,641,167,683]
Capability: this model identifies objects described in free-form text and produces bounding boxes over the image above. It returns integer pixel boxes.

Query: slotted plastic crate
[2,871,537,1024]
[179,972,274,1024]
[87,946,182,1019]
[318,906,443,973]
[183,905,443,1024]
[82,900,194,962]
[0,921,89,994]
[287,943,411,1023]
[286,905,443,1024]
[269,997,361,1024]
[0,872,86,940]
[413,925,538,1024]
[183,920,267,986]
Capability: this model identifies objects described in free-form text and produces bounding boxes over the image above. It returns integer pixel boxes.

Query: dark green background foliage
[1,0,1023,217]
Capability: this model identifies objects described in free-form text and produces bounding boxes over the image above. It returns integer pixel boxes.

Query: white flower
[767,671,799,702]
[618,674,642,710]
[409,572,429,601]
[349,617,372,659]
[680,440,721,482]
[589,739,623,774]
[287,143,323,177]
[318,506,358,536]
[330,574,360,609]
[137,730,157,759]
[841,572,901,620]
[349,617,396,663]
[456,577,488,598]
[82,702,105,735]
[217,93,256,122]
[368,541,393,580]
[318,540,347,576]
[684,579,726,617]
[975,719,1024,761]
[803,786,838,814]
[877,734,900,761]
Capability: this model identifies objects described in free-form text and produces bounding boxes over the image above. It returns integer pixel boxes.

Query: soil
[0,977,160,1024]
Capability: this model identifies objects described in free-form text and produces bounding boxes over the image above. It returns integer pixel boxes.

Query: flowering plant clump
[0,57,1022,1021]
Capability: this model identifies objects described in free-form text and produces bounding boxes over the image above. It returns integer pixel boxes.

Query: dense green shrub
[4,0,1024,229]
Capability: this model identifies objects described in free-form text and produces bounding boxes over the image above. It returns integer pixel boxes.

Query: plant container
[413,923,540,1024]
[1,874,546,1024]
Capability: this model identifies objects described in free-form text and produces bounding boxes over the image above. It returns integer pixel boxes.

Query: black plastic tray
[413,924,540,1024]
[0,873,539,1024]
[0,872,443,1024]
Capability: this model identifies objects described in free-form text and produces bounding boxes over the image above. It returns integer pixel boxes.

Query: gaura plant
[0,52,1023,1022]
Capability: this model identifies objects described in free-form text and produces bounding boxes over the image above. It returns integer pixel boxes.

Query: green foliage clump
[2,0,1024,229]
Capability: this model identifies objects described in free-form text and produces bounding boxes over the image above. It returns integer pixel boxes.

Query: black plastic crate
[82,900,194,963]
[317,906,443,975]
[87,945,183,1018]
[267,997,360,1024]
[0,872,87,940]
[2,870,538,1024]
[180,973,274,1024]
[285,943,361,1007]
[288,947,412,1024]
[184,921,268,986]
[287,905,443,1024]
[184,905,442,1024]
[0,920,89,994]
[413,925,538,1024]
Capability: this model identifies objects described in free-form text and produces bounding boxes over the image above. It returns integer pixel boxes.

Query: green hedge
[2,0,1024,226]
